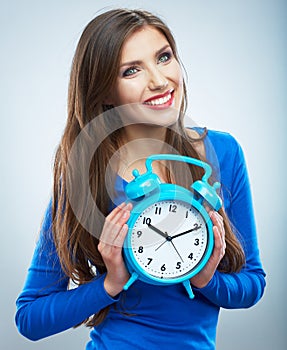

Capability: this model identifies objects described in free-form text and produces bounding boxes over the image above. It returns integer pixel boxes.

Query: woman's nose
[148,68,168,91]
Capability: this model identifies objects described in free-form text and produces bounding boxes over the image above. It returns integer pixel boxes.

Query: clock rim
[123,184,214,285]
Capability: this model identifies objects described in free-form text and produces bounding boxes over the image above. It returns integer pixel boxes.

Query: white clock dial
[130,200,209,279]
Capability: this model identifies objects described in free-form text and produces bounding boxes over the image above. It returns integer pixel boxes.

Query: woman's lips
[143,89,174,109]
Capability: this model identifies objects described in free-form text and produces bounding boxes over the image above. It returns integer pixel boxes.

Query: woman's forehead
[120,26,170,62]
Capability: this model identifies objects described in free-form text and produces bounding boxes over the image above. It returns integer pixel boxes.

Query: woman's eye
[158,52,172,64]
[122,67,138,77]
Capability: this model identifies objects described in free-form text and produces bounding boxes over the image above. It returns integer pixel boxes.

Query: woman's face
[107,26,183,126]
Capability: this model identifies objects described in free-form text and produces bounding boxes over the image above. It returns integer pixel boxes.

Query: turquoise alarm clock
[123,154,222,299]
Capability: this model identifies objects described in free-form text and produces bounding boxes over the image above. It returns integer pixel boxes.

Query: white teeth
[145,93,172,106]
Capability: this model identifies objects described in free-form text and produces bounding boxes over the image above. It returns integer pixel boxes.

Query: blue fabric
[15,129,266,349]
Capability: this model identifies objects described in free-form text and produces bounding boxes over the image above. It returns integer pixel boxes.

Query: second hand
[170,241,184,262]
[147,223,184,262]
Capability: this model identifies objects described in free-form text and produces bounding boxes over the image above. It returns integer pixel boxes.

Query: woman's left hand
[190,210,226,289]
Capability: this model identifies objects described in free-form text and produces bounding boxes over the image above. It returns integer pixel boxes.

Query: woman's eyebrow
[119,44,171,68]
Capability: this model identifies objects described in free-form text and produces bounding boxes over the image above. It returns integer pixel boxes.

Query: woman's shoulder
[188,127,241,152]
[206,128,238,143]
[186,127,242,160]
[188,126,237,144]
[205,129,244,161]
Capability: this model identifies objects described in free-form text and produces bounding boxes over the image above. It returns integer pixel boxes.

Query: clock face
[129,200,209,280]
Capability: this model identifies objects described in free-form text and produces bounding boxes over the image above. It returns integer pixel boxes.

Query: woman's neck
[122,123,167,142]
[116,125,171,182]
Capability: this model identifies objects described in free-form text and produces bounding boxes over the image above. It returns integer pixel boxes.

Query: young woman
[15,8,266,349]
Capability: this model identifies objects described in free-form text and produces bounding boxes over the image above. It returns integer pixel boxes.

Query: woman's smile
[143,89,174,109]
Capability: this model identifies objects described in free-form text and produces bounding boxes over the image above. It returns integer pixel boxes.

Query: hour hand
[147,223,168,239]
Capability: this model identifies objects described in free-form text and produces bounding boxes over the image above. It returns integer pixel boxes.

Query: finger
[106,202,126,221]
[213,226,225,260]
[113,223,129,247]
[209,210,222,224]
[108,202,132,225]
[204,204,212,215]
[214,215,225,250]
[101,203,132,244]
[117,202,132,226]
[107,203,132,233]
[210,211,224,235]
[101,220,122,245]
[101,204,126,242]
[111,206,131,247]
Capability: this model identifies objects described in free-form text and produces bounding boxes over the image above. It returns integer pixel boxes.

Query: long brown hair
[52,8,245,327]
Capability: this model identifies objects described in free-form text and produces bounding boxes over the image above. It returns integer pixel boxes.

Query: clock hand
[148,223,172,252]
[171,224,202,240]
[149,225,184,261]
[154,238,184,262]
[170,241,184,262]
[147,223,169,239]
[155,239,167,251]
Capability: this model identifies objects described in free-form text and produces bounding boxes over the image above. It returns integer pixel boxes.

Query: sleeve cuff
[191,272,218,294]
[90,273,121,304]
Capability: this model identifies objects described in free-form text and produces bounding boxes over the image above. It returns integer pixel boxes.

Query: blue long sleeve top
[15,129,266,349]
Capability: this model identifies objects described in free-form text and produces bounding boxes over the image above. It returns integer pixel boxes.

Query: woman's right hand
[98,202,132,297]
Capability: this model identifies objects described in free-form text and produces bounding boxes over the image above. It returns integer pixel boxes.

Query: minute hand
[171,224,201,240]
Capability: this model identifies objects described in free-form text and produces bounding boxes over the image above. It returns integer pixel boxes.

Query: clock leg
[123,272,139,291]
[182,280,195,299]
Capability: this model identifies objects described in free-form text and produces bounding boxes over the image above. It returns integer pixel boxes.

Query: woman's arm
[15,200,119,341]
[192,133,266,308]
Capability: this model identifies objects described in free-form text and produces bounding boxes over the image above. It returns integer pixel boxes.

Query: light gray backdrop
[1,0,286,349]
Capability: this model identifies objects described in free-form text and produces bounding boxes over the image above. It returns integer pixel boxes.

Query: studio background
[1,0,286,349]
